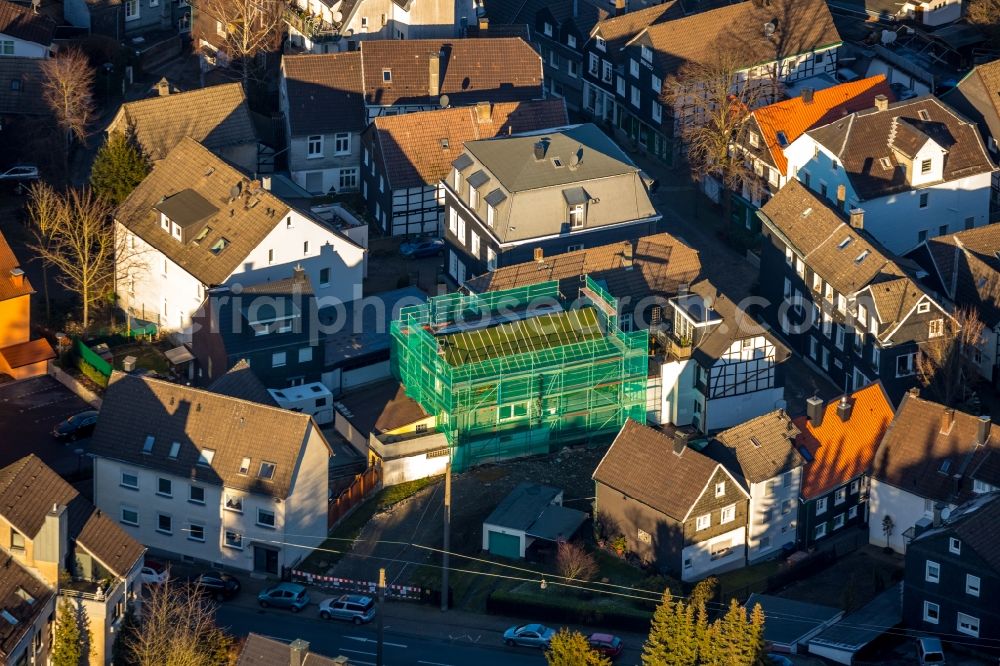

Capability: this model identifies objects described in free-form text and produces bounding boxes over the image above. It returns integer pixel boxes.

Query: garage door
[487,531,520,559]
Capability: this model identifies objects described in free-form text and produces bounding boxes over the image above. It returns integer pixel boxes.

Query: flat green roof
[439,307,603,366]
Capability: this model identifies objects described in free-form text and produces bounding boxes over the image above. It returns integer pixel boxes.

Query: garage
[487,531,521,559]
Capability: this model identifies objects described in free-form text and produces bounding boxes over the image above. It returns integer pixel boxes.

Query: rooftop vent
[533,140,548,161]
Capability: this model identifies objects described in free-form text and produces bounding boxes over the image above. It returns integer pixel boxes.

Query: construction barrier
[290,571,424,601]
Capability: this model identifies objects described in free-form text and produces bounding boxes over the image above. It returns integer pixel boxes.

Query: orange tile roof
[751,75,894,174]
[793,382,894,500]
[0,228,33,302]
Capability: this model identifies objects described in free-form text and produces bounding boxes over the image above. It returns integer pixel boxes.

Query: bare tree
[27,187,117,329]
[917,307,985,408]
[41,49,95,162]
[555,541,598,582]
[26,182,63,322]
[967,0,1000,39]
[191,0,284,90]
[663,47,777,226]
[124,581,235,666]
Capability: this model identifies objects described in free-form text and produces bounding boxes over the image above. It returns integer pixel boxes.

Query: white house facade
[746,466,803,562]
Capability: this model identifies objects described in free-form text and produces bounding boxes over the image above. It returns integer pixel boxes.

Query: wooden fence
[328,465,381,529]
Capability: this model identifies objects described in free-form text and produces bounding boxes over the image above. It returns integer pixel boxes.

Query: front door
[254,545,279,574]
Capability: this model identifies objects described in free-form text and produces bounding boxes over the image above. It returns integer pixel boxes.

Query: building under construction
[390,278,648,471]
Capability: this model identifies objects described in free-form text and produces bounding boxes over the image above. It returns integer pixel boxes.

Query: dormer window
[160,213,170,232]
[569,203,585,228]
[596,36,606,51]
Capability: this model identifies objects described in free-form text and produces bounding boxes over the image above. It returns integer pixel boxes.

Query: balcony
[61,578,112,601]
[284,7,338,43]
[667,334,693,360]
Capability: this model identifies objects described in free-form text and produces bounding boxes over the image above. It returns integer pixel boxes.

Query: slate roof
[626,0,840,77]
[0,229,33,302]
[707,409,805,485]
[0,455,145,578]
[0,0,55,45]
[944,493,1000,572]
[746,594,842,647]
[871,391,1000,504]
[942,59,1000,151]
[0,57,46,116]
[116,137,333,286]
[0,555,52,659]
[207,360,278,407]
[747,75,894,174]
[89,372,329,499]
[336,380,428,435]
[465,232,701,301]
[806,96,995,201]
[917,224,1000,327]
[282,51,365,136]
[593,419,730,522]
[110,83,258,162]
[808,583,902,653]
[794,382,894,501]
[368,99,568,190]
[237,634,343,666]
[487,0,608,36]
[360,38,543,107]
[484,482,561,531]
[321,286,427,368]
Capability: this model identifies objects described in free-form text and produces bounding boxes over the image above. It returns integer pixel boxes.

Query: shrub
[487,589,651,632]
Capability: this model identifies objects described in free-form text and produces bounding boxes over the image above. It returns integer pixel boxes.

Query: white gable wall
[0,33,49,58]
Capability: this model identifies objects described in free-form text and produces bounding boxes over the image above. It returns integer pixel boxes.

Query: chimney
[614,0,626,15]
[932,502,944,528]
[801,88,814,104]
[533,140,547,161]
[836,184,846,208]
[534,247,544,262]
[940,408,955,434]
[874,94,889,112]
[806,396,824,428]
[837,396,853,422]
[478,16,489,31]
[672,431,689,456]
[289,639,309,666]
[9,267,24,287]
[35,503,68,586]
[849,208,864,230]
[293,265,306,284]
[977,415,991,446]
[428,52,441,97]
[622,243,633,269]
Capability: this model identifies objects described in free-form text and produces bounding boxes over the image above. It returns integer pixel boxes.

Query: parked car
[257,583,310,612]
[0,165,39,183]
[52,411,99,441]
[400,237,444,258]
[588,633,624,658]
[140,561,169,586]
[917,637,945,665]
[191,572,241,601]
[318,594,376,624]
[502,624,555,648]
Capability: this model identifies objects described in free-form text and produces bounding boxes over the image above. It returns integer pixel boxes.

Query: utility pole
[377,567,385,666]
[441,462,451,612]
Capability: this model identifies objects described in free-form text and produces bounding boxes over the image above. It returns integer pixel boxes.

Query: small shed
[808,584,903,665]
[746,594,844,654]
[268,382,335,425]
[482,483,587,559]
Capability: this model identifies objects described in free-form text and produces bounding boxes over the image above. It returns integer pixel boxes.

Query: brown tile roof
[369,99,568,190]
[0,228,33,302]
[943,59,1000,147]
[0,0,55,46]
[593,419,729,521]
[631,0,840,77]
[749,76,894,174]
[0,455,145,578]
[89,372,328,499]
[794,382,894,500]
[685,278,789,363]
[207,359,278,406]
[0,57,46,116]
[0,555,52,659]
[591,2,682,56]
[336,381,428,435]
[872,391,1000,504]
[115,138,302,286]
[0,338,55,369]
[807,96,995,201]
[110,83,257,162]
[465,232,701,301]
[921,224,1000,327]
[282,51,365,136]
[707,409,805,484]
[360,38,543,107]
[237,634,343,666]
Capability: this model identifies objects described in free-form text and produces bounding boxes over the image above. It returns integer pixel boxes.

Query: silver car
[503,623,556,648]
[318,594,376,624]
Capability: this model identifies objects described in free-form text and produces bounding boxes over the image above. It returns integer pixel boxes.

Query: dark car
[400,237,444,258]
[52,411,99,441]
[191,572,241,601]
[0,166,39,182]
[257,582,310,612]
[588,633,624,658]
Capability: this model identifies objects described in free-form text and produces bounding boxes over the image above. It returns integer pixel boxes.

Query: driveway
[0,375,96,478]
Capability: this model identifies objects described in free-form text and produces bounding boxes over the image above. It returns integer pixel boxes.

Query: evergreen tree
[52,598,87,666]
[90,130,150,206]
[748,602,767,666]
[642,590,677,666]
[546,629,611,666]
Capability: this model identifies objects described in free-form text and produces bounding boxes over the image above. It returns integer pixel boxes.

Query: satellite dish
[941,507,952,521]
[439,94,450,108]
[333,10,343,22]
[763,21,775,38]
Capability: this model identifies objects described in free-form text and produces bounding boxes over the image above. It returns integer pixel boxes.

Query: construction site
[390,278,648,471]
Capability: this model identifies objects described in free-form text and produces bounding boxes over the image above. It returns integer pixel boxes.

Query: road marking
[339,648,376,656]
[345,636,408,648]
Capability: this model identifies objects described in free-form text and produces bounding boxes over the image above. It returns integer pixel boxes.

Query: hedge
[487,589,652,632]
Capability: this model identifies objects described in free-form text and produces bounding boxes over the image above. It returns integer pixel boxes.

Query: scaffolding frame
[390,278,648,470]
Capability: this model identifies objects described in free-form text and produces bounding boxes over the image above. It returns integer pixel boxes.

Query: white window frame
[925,560,940,583]
[224,493,244,514]
[120,471,138,490]
[470,231,480,259]
[816,497,827,515]
[629,59,639,77]
[949,537,961,554]
[966,573,980,597]
[696,514,711,530]
[720,504,736,524]
[569,203,585,228]
[833,513,845,529]
[224,530,243,550]
[715,481,725,498]
[815,522,827,539]
[257,508,276,529]
[272,352,287,368]
[298,347,313,363]
[333,132,350,155]
[124,0,139,20]
[835,487,846,505]
[120,506,139,526]
[156,512,172,536]
[957,612,979,637]
[187,523,205,542]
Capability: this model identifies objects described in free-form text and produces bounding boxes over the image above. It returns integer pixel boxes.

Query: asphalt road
[215,604,549,666]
